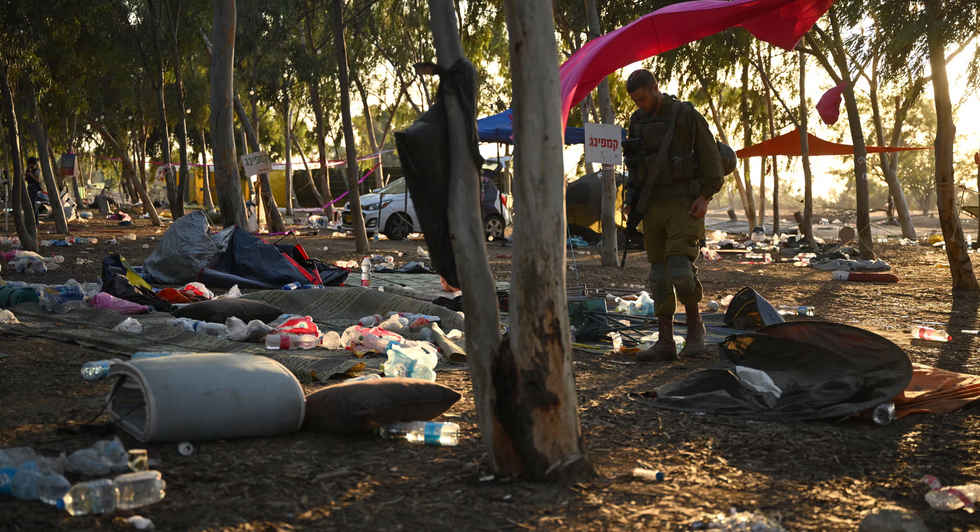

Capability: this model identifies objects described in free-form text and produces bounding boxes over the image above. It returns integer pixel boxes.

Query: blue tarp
[477,109,625,145]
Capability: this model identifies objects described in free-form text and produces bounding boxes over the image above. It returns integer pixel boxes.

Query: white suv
[341,176,511,241]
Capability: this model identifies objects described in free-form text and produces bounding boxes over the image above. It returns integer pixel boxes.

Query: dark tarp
[275,243,349,287]
[200,227,318,290]
[143,210,218,284]
[645,321,913,420]
[724,287,786,328]
[395,59,483,289]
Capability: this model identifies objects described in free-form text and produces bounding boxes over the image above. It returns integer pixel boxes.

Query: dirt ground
[2,210,980,531]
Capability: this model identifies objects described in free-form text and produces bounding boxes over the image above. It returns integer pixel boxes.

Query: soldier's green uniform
[626,95,724,318]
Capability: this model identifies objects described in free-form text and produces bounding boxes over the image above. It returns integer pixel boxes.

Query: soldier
[622,69,724,361]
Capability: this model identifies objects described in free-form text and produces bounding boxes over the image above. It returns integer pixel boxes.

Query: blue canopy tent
[477,109,625,145]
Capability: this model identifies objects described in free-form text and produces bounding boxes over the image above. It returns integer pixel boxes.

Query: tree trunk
[758,110,767,226]
[740,62,757,231]
[333,0,369,253]
[209,0,248,229]
[199,129,214,209]
[83,113,162,226]
[354,74,385,190]
[926,2,978,291]
[292,131,327,206]
[164,0,190,219]
[490,0,592,480]
[799,51,818,249]
[760,49,779,234]
[283,85,294,215]
[233,98,285,233]
[579,98,595,175]
[584,0,618,267]
[0,63,38,251]
[871,77,919,240]
[309,82,333,205]
[147,0,181,217]
[27,83,68,234]
[695,65,751,223]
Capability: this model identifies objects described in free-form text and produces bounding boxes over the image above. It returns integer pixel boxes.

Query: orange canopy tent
[736,128,932,158]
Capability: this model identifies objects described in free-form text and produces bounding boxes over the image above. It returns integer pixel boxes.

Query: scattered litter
[379,421,459,446]
[0,310,19,324]
[690,508,787,531]
[923,475,980,512]
[632,468,664,482]
[177,442,194,456]
[776,305,814,317]
[127,450,148,472]
[112,317,143,334]
[67,438,128,476]
[707,300,720,311]
[832,271,900,283]
[873,402,896,425]
[912,326,951,342]
[125,516,155,530]
[417,246,429,259]
[58,470,165,516]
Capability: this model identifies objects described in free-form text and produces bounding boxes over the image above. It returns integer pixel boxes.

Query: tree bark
[758,116,766,226]
[308,82,334,204]
[164,0,190,219]
[353,74,385,190]
[199,129,214,209]
[147,0,181,217]
[333,0,369,253]
[491,0,592,480]
[83,113,162,226]
[0,63,38,251]
[233,99,286,233]
[799,51,818,249]
[870,73,919,240]
[208,0,248,229]
[760,48,778,234]
[583,0,618,267]
[740,62,758,231]
[27,83,68,234]
[283,85,294,215]
[926,2,977,291]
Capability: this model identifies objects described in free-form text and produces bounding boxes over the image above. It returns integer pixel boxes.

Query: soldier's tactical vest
[629,99,701,199]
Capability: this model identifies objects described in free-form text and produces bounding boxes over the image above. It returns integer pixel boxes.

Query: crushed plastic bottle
[167,318,229,339]
[39,285,85,313]
[379,421,459,446]
[320,331,343,350]
[0,466,71,504]
[923,475,980,512]
[358,314,383,328]
[57,470,166,516]
[632,468,665,482]
[67,438,128,477]
[282,282,302,291]
[912,326,952,342]
[873,402,896,425]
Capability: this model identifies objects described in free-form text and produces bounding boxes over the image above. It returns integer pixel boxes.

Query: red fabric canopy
[558,0,835,132]
[736,129,932,158]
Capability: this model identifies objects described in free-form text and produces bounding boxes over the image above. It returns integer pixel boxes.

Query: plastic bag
[90,292,152,315]
[112,317,144,334]
[67,438,128,476]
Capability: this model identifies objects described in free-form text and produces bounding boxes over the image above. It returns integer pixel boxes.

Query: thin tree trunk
[83,113,162,226]
[233,99,285,233]
[147,0,181,217]
[164,0,190,219]
[208,0,248,229]
[27,83,68,234]
[758,121,766,227]
[309,82,333,205]
[871,76,919,240]
[292,132,327,206]
[740,62,757,231]
[333,0,369,253]
[926,2,977,291]
[799,51,818,249]
[694,64,751,223]
[495,0,593,481]
[283,85,294,215]
[760,48,778,234]
[199,129,214,209]
[354,74,385,190]
[0,63,37,251]
[584,0,618,267]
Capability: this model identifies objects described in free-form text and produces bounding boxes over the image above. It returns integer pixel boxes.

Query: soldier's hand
[689,196,708,219]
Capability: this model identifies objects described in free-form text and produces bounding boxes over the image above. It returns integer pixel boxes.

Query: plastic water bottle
[282,282,302,291]
[265,333,319,350]
[81,361,112,380]
[912,326,951,342]
[361,257,372,287]
[0,467,71,503]
[349,374,382,382]
[379,421,459,446]
[57,471,165,516]
[39,285,85,313]
[777,305,815,317]
[384,344,438,381]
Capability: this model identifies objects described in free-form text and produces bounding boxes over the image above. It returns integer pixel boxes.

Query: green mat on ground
[0,287,466,382]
